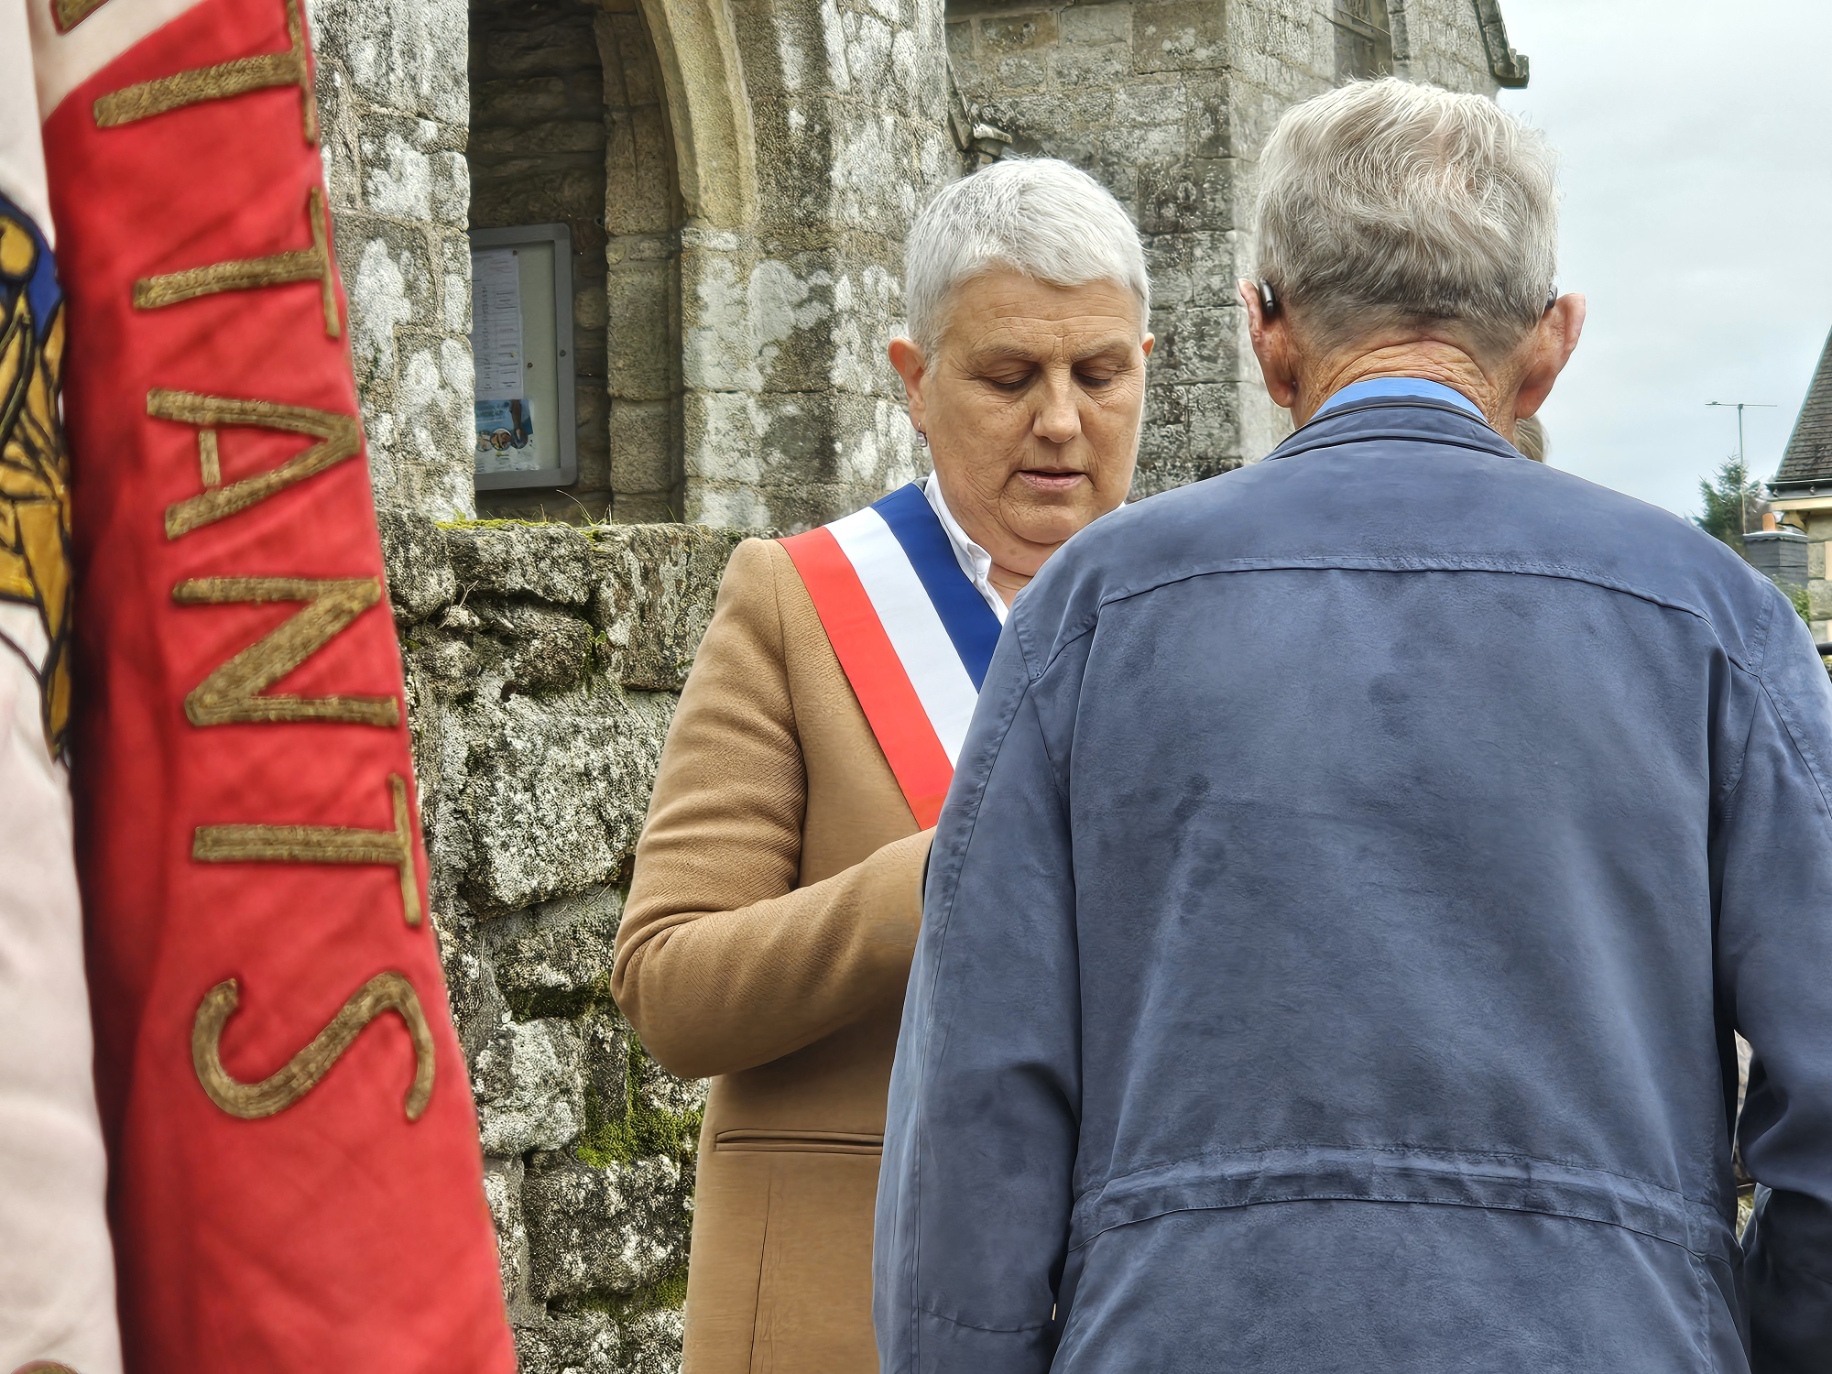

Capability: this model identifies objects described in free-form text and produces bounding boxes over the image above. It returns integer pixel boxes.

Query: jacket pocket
[715,1129,883,1155]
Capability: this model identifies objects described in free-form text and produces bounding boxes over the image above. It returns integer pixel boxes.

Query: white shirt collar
[921,472,1008,624]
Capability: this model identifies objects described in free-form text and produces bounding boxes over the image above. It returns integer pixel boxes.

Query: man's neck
[1296,341,1518,438]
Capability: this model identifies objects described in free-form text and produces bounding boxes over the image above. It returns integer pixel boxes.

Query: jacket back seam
[1067,1192,1724,1260]
[1025,561,1746,683]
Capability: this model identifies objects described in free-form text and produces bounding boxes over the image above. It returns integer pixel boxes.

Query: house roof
[1772,328,1832,492]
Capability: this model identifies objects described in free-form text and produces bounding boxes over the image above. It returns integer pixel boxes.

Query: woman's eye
[983,373,1031,391]
[1077,370,1117,388]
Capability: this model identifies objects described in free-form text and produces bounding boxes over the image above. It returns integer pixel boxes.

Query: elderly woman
[876,78,1832,1373]
[612,158,1151,1373]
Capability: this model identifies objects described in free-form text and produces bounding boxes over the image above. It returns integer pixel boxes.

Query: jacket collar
[1312,376,1485,419]
[1268,393,1525,467]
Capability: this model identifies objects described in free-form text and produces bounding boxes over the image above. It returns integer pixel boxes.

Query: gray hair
[1254,78,1558,357]
[904,158,1149,358]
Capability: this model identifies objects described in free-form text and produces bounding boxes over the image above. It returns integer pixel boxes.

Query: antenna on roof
[1705,400,1778,474]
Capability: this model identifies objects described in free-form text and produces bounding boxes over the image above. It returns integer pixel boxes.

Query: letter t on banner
[29,0,517,1366]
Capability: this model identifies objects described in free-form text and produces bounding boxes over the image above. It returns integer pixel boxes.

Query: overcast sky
[1494,0,1832,517]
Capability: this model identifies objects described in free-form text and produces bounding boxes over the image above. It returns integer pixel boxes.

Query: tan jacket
[614,536,932,1373]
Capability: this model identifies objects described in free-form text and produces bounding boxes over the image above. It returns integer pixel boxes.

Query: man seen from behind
[875,78,1832,1374]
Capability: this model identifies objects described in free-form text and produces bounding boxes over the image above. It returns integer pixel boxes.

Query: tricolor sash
[780,482,1001,827]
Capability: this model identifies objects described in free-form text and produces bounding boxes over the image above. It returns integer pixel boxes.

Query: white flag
[0,1,122,1368]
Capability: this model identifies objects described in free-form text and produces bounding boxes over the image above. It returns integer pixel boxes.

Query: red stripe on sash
[780,527,954,828]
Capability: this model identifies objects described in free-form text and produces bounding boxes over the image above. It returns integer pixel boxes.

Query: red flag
[33,0,515,1364]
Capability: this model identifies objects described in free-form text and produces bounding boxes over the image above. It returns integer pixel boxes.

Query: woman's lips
[1018,469,1086,491]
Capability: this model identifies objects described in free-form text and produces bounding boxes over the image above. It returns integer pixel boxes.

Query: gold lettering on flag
[192,971,435,1120]
[94,0,319,144]
[133,188,340,338]
[152,389,361,539]
[193,774,422,927]
[51,0,113,31]
[173,576,400,729]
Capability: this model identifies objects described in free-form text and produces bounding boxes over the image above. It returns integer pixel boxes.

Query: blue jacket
[875,397,1832,1373]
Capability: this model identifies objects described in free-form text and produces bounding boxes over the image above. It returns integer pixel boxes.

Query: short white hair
[904,158,1149,357]
[1254,78,1558,357]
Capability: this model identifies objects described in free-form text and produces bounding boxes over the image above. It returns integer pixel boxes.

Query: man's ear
[888,337,929,434]
[1514,293,1586,420]
[1238,279,1299,410]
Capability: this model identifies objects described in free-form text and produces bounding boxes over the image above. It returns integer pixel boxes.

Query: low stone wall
[382,514,748,1372]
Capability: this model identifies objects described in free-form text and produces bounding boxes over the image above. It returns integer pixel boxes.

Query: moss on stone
[436,516,565,530]
[576,1038,703,1169]
[559,1259,691,1321]
[503,974,615,1024]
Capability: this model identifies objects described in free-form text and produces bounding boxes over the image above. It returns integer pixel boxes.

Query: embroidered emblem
[152,389,362,539]
[94,0,318,143]
[193,775,423,927]
[50,0,112,31]
[0,196,72,759]
[172,575,400,728]
[192,970,435,1120]
[133,187,340,338]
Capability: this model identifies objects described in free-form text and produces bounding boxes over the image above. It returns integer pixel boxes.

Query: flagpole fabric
[29,0,515,1365]
[779,484,1002,827]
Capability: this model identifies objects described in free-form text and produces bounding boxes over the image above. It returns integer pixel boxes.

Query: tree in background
[1694,456,1767,556]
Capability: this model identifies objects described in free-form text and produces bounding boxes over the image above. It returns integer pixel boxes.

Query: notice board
[469,223,577,490]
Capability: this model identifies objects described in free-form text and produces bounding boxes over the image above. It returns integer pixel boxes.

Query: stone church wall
[312,0,478,523]
[671,0,958,531]
[381,509,734,1370]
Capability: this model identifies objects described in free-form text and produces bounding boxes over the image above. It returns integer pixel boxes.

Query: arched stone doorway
[468,0,959,533]
[470,0,686,522]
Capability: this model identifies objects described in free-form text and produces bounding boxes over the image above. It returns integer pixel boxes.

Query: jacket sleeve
[612,537,932,1081]
[876,623,1080,1374]
[1719,606,1832,1372]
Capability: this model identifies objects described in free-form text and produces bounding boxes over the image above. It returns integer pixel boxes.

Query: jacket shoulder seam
[1715,659,1764,805]
[757,538,802,748]
[1752,664,1832,835]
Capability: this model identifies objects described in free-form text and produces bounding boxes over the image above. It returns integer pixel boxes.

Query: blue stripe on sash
[872,483,1002,689]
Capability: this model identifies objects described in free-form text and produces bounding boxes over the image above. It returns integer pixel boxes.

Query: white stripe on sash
[827,506,980,766]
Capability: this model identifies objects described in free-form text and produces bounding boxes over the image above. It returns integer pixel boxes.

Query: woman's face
[890,269,1152,581]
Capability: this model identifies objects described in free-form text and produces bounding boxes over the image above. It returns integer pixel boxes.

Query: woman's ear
[888,337,929,433]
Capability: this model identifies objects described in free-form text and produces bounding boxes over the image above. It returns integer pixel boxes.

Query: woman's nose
[1033,375,1081,445]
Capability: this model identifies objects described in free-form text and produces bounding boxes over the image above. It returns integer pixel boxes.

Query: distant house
[1768,329,1832,641]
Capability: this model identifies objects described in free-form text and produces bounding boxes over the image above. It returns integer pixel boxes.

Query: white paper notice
[471,248,524,400]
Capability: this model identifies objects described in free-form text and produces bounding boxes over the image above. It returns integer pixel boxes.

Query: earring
[915,430,928,448]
